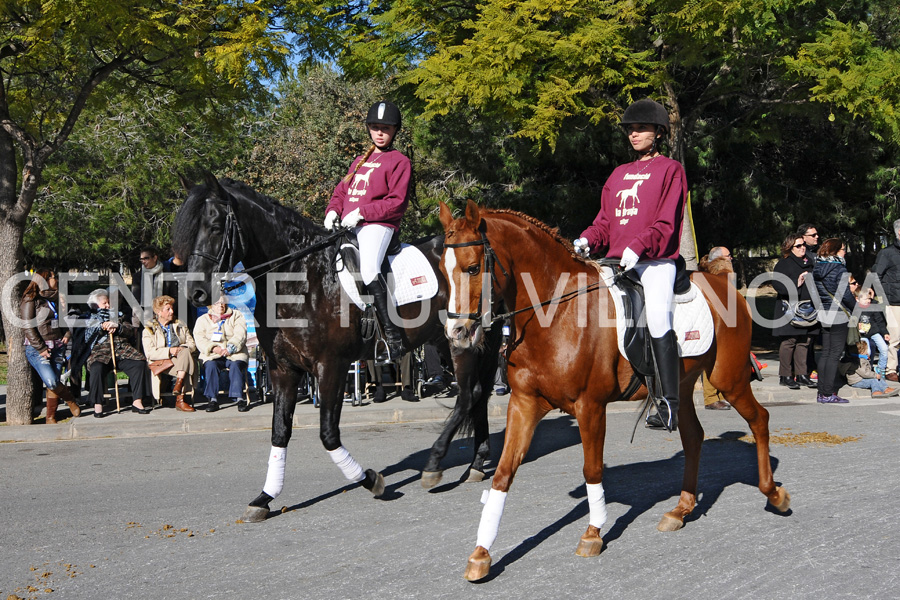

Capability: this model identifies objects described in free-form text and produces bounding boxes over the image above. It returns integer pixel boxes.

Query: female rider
[574,98,688,432]
[323,100,412,362]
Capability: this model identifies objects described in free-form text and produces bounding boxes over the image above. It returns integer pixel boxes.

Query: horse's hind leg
[659,373,704,531]
[243,366,301,522]
[464,395,549,582]
[724,378,791,512]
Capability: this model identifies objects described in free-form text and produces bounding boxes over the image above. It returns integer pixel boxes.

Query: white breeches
[633,259,675,338]
[355,224,394,285]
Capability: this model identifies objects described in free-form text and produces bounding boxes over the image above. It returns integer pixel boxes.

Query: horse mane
[172,177,321,261]
[482,208,587,262]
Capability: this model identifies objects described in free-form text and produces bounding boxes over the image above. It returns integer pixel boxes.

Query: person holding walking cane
[84,289,150,417]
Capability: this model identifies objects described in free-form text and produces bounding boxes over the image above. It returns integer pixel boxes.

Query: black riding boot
[647,330,681,432]
[366,276,404,362]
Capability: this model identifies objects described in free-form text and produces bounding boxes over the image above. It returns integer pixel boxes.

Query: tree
[0,0,289,424]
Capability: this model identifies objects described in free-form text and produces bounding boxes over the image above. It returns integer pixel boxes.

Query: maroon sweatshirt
[326,148,411,230]
[580,155,687,260]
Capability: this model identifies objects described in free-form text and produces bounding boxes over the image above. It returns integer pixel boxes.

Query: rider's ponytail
[342,144,377,184]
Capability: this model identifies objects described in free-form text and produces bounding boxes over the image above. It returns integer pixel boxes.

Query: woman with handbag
[142,295,197,412]
[813,238,858,403]
[772,234,819,389]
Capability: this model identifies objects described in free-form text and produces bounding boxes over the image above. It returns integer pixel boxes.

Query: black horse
[173,174,501,520]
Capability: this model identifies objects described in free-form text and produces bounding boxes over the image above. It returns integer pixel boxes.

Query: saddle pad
[337,243,439,309]
[598,266,714,358]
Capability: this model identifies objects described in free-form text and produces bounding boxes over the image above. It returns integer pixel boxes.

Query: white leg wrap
[328,446,365,483]
[475,488,508,551]
[262,446,287,499]
[586,482,608,529]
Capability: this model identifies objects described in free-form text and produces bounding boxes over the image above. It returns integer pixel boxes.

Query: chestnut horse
[439,200,790,581]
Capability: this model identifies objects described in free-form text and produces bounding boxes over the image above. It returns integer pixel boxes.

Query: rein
[444,232,510,331]
[192,196,346,293]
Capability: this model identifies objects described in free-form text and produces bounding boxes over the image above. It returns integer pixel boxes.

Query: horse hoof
[575,536,604,557]
[657,512,684,532]
[421,470,443,489]
[371,472,386,498]
[464,548,492,582]
[771,486,791,512]
[464,469,486,483]
[242,505,269,523]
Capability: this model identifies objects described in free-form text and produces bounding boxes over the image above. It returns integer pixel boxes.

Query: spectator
[130,246,176,327]
[367,352,418,403]
[798,223,820,256]
[838,341,899,398]
[193,294,249,412]
[19,269,81,423]
[84,289,150,417]
[872,219,900,383]
[142,295,197,412]
[855,285,890,376]
[813,238,856,403]
[771,234,819,389]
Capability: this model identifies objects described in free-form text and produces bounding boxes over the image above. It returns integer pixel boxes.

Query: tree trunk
[0,217,34,424]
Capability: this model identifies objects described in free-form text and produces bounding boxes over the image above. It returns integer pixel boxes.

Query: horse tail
[341,144,377,184]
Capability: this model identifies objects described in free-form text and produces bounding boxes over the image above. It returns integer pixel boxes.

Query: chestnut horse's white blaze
[442,246,481,348]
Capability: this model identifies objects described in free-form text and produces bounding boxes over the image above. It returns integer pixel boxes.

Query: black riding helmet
[620,99,669,133]
[366,100,402,129]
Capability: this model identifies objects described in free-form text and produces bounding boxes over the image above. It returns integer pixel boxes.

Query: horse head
[174,172,247,307]
[438,199,505,349]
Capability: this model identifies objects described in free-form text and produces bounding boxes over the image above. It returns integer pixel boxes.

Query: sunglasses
[850,281,859,286]
[793,243,805,248]
[805,233,819,238]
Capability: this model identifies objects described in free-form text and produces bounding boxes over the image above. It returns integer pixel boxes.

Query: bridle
[444,231,509,331]
[445,230,608,331]
[190,196,348,293]
[190,197,247,274]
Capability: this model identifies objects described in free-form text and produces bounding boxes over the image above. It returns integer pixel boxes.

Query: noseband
[191,197,247,274]
[444,232,509,331]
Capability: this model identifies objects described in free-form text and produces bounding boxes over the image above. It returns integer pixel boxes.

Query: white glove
[341,208,363,228]
[619,247,639,271]
[573,237,590,257]
[323,210,339,231]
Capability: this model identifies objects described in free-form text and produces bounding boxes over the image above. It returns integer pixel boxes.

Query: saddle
[336,231,402,341]
[618,256,692,377]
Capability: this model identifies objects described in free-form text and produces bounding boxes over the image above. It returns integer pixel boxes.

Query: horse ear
[177,173,193,192]
[464,199,482,228]
[203,171,224,199]
[438,201,454,230]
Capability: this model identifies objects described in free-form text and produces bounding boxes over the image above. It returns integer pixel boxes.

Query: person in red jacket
[323,101,411,361]
[574,99,688,431]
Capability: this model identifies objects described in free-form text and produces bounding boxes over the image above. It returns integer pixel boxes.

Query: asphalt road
[1,399,898,600]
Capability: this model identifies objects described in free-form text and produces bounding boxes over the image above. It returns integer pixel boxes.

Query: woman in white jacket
[193,295,249,412]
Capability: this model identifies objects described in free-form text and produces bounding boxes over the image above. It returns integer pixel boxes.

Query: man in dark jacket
[872,219,900,382]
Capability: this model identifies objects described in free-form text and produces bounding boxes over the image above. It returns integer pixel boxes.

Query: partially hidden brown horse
[438,200,791,582]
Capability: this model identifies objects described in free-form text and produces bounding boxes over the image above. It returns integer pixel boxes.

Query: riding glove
[341,208,363,228]
[573,237,590,257]
[620,247,639,271]
[323,210,339,231]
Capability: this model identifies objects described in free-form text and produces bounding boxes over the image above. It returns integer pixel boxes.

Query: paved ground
[1,390,898,599]
[2,352,899,598]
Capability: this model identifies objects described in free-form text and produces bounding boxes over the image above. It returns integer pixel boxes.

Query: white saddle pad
[337,243,440,309]
[598,266,714,358]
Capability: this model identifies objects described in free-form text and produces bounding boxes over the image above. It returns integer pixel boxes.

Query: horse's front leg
[465,394,549,582]
[318,360,385,497]
[575,401,608,557]
[243,366,301,522]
